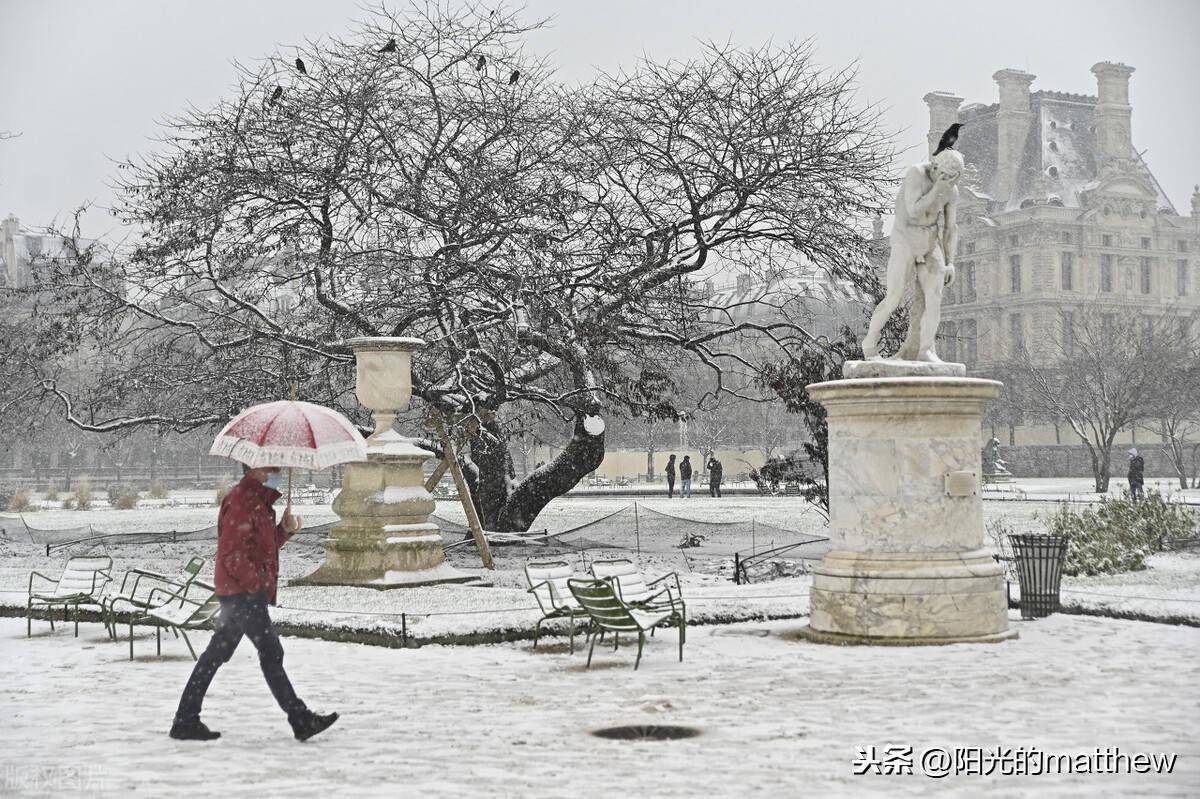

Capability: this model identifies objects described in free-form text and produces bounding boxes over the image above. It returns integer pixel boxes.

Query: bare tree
[9,4,893,530]
[1016,304,1199,492]
[1138,349,1200,489]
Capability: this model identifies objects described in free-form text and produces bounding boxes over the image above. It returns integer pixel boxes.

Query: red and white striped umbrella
[209,400,368,470]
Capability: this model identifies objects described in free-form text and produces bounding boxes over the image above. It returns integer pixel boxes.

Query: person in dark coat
[170,463,337,742]
[707,457,724,498]
[665,454,677,498]
[679,455,693,498]
[1128,448,1145,499]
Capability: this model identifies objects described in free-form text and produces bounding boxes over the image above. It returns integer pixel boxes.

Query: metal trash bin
[1008,534,1069,619]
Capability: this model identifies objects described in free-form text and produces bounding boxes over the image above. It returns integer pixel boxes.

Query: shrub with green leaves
[1041,491,1199,577]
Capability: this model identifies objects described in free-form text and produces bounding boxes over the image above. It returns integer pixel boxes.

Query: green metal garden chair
[589,558,686,641]
[26,555,112,638]
[127,579,221,661]
[101,556,206,640]
[525,560,590,653]
[568,577,685,670]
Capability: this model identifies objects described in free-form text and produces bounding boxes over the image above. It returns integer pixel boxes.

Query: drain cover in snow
[591,725,701,741]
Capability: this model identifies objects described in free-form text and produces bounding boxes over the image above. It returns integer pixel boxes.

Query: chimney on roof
[736,273,753,293]
[1191,184,1200,220]
[993,69,1036,203]
[1091,61,1135,164]
[923,92,963,157]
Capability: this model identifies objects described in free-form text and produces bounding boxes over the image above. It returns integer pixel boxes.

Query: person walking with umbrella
[170,399,366,742]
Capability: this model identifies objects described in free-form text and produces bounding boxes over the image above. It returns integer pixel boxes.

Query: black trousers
[710,481,722,497]
[175,591,307,723]
[666,475,675,497]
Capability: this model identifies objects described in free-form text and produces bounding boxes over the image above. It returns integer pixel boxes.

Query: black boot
[291,711,338,741]
[169,718,221,741]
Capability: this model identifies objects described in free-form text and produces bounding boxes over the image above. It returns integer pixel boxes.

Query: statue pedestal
[799,370,1015,644]
[293,430,478,589]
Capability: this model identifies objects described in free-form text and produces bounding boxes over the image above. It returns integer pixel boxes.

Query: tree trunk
[1083,441,1108,493]
[494,413,606,531]
[646,449,655,481]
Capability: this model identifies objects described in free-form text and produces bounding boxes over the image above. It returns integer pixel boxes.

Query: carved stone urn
[293,337,477,588]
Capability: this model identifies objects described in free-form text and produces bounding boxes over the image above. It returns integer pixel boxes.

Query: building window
[1140,257,1153,294]
[1062,311,1074,356]
[1179,260,1190,296]
[1010,313,1024,357]
[1102,234,1113,247]
[963,319,977,366]
[1010,255,1021,293]
[1010,234,1019,247]
[1100,255,1113,292]
[1062,231,1072,245]
[966,241,976,255]
[1180,240,1189,253]
[961,262,976,302]
[1061,252,1074,290]
[1102,313,1116,340]
[1141,236,1151,250]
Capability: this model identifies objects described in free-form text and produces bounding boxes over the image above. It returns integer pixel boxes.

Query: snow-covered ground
[1,613,1197,797]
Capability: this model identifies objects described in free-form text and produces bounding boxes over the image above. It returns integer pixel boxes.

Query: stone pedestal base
[807,549,1014,643]
[293,430,479,589]
[804,374,1015,645]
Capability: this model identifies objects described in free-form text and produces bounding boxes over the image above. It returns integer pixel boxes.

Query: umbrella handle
[287,467,293,514]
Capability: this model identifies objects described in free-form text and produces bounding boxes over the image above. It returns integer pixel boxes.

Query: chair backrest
[568,578,639,632]
[55,556,112,598]
[151,580,220,627]
[589,559,653,604]
[179,557,205,583]
[525,561,576,611]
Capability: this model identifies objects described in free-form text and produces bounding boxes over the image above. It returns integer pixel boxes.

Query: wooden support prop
[432,412,494,570]
[423,418,477,493]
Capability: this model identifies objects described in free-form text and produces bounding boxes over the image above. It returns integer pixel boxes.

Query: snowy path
[1,614,1197,798]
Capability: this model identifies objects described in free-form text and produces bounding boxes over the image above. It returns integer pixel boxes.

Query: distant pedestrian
[665,454,677,499]
[679,456,693,498]
[707,457,724,498]
[170,463,337,742]
[1128,448,1145,500]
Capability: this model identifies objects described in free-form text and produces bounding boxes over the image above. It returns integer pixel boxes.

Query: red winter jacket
[214,475,291,604]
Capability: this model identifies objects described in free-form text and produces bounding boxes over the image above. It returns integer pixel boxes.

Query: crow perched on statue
[295,57,307,75]
[268,85,283,106]
[932,122,963,156]
[508,69,520,85]
[379,38,397,54]
[475,55,486,71]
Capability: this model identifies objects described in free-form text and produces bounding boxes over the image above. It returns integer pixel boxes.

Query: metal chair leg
[156,625,161,656]
[181,629,196,660]
[587,628,599,668]
[635,631,646,670]
[533,618,543,650]
[73,603,79,637]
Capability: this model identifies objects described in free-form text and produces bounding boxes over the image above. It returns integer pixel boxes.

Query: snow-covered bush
[73,477,93,510]
[7,489,32,512]
[1042,491,1199,577]
[112,485,141,510]
[45,481,60,501]
[214,475,232,507]
[147,479,169,499]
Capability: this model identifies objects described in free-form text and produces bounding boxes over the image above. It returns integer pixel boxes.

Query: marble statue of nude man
[862,148,964,362]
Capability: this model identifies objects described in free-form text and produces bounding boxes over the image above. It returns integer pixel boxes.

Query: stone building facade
[923,63,1200,470]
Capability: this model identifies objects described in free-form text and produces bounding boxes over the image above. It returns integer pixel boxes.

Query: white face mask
[264,472,282,491]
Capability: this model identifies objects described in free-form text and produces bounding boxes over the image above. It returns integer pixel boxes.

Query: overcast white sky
[2,0,1198,237]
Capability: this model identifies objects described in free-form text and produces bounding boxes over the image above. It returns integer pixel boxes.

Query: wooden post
[423,418,478,493]
[432,412,494,570]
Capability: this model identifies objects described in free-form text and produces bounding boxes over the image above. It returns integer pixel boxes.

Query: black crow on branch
[475,55,486,71]
[508,69,520,85]
[380,38,397,54]
[268,85,283,106]
[932,122,963,156]
[295,57,307,75]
